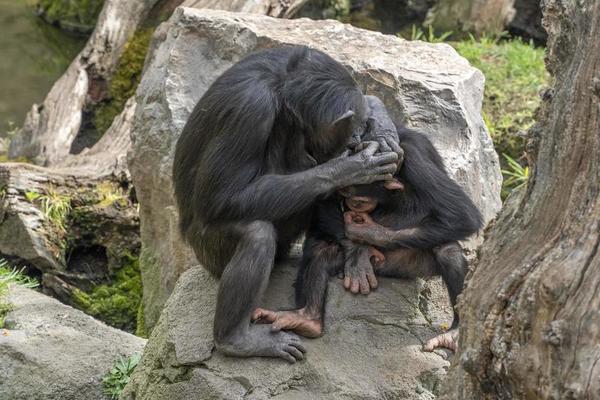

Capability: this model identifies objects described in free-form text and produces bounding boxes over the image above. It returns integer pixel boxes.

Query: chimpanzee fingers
[350,278,360,294]
[372,151,398,166]
[377,139,392,153]
[343,275,351,289]
[367,273,378,289]
[359,276,370,294]
[288,338,306,353]
[376,163,398,175]
[285,345,305,360]
[278,351,297,363]
[361,141,380,156]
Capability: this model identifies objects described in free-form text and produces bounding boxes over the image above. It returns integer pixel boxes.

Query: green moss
[72,252,143,333]
[452,36,548,198]
[37,0,104,32]
[93,29,153,137]
[135,301,147,338]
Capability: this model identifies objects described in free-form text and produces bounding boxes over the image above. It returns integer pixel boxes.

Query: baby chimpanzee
[253,96,483,351]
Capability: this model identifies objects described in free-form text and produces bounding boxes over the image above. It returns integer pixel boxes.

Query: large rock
[129,7,502,331]
[122,264,452,400]
[0,285,146,400]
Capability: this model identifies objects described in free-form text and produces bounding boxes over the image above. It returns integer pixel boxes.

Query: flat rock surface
[123,263,451,400]
[0,285,146,400]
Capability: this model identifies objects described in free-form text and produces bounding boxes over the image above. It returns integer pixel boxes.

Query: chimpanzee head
[281,47,368,163]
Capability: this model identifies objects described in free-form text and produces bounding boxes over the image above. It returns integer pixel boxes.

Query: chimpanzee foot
[216,324,306,363]
[252,308,322,338]
[423,328,458,352]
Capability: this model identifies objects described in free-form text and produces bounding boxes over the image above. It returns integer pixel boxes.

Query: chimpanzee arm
[346,129,483,249]
[191,87,398,224]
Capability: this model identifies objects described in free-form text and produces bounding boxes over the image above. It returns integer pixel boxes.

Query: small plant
[501,153,529,196]
[0,259,39,328]
[96,182,128,208]
[406,25,453,43]
[25,191,41,203]
[102,352,142,399]
[39,189,72,231]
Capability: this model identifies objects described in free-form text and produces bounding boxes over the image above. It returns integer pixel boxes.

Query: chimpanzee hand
[331,141,398,188]
[364,95,404,169]
[343,210,389,247]
[341,244,384,295]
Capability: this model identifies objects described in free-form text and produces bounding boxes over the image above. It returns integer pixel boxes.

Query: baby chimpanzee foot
[252,308,322,338]
[423,328,458,352]
[216,324,306,363]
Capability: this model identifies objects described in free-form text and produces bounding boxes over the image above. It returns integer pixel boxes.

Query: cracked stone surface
[0,286,146,400]
[129,7,502,332]
[122,264,450,400]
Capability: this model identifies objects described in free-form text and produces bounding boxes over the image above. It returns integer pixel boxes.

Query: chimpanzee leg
[213,221,306,363]
[422,242,466,352]
[253,236,343,338]
[432,242,467,329]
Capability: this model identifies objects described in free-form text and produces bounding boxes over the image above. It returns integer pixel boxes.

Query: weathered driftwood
[9,0,162,166]
[0,162,139,305]
[443,0,600,398]
[8,0,310,167]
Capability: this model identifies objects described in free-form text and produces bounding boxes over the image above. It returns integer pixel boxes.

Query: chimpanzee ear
[329,110,355,135]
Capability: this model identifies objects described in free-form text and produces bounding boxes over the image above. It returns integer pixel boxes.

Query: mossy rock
[37,0,105,33]
[93,29,153,137]
[72,253,142,333]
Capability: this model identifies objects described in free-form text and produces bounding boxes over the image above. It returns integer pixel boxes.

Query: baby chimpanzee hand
[344,211,388,247]
[342,245,377,294]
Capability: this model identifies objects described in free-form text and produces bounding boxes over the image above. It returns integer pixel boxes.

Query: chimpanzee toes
[285,345,304,360]
[278,351,297,363]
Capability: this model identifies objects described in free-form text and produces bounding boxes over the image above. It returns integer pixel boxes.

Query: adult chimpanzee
[172,46,401,363]
[253,97,483,351]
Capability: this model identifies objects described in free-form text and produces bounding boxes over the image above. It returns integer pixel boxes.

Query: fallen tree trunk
[443,0,600,398]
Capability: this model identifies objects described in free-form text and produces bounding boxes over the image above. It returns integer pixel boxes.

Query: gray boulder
[0,285,146,400]
[122,264,451,400]
[129,7,502,332]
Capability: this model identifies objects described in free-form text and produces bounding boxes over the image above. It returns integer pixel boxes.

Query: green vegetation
[37,0,104,32]
[72,253,142,333]
[93,29,153,137]
[27,189,72,231]
[0,259,39,328]
[501,153,529,197]
[102,352,141,399]
[403,28,548,198]
[452,35,547,196]
[96,181,129,208]
[408,25,453,43]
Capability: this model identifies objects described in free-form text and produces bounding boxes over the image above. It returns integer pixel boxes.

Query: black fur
[296,127,483,329]
[172,45,398,361]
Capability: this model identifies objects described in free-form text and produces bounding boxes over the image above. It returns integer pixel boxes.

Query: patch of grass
[102,352,141,399]
[406,25,453,43]
[501,153,529,197]
[96,182,128,208]
[0,259,39,328]
[72,253,142,333]
[93,29,153,137]
[452,35,548,159]
[38,189,72,231]
[452,35,547,198]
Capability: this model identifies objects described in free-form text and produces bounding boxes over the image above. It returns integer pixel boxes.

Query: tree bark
[443,0,600,398]
[425,0,515,37]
